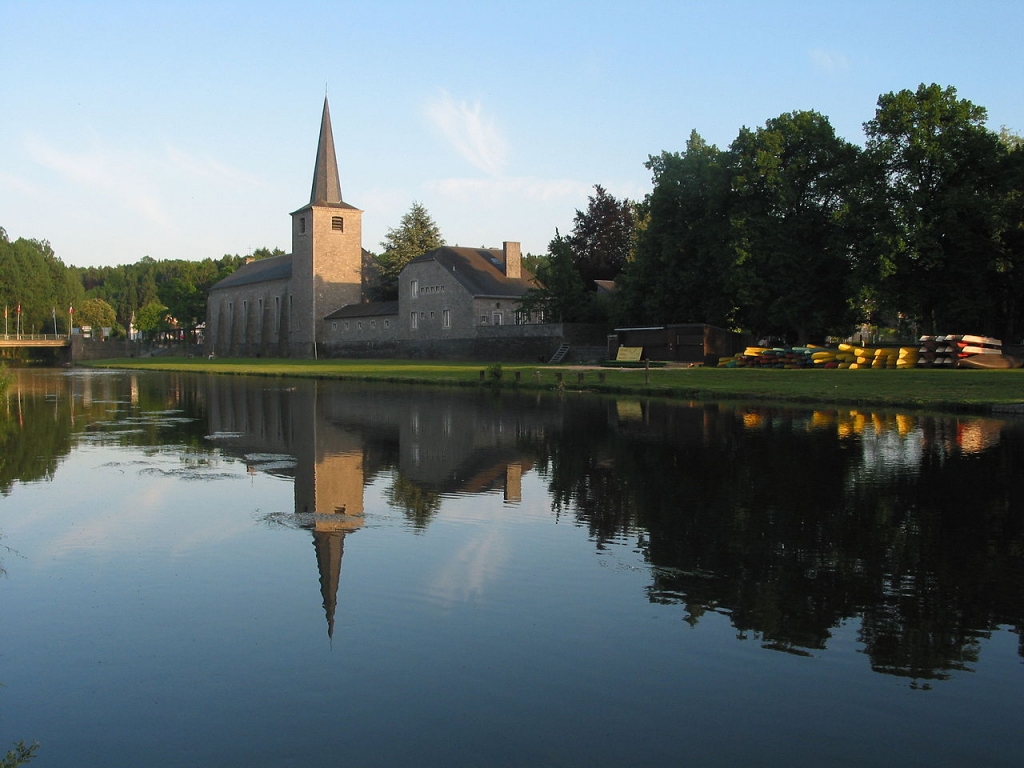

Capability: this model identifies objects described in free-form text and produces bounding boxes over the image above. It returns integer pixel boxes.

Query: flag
[16,303,21,314]
[69,305,74,315]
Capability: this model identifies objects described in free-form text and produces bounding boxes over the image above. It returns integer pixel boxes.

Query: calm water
[1,369,1022,767]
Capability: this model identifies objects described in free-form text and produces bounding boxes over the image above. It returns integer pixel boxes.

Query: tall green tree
[568,185,635,283]
[0,229,82,333]
[862,83,1006,334]
[76,297,117,330]
[728,110,859,342]
[617,131,735,327]
[518,233,592,323]
[374,202,444,301]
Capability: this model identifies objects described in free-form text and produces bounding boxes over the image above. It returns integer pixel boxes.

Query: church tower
[290,97,364,356]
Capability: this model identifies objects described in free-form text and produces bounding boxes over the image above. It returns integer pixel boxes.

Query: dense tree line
[538,83,1024,343]
[0,227,281,340]
[0,227,82,335]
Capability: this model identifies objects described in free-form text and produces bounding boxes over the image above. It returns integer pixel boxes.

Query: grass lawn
[82,356,1024,413]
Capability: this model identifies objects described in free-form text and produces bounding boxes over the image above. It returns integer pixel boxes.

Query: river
[1,368,1022,766]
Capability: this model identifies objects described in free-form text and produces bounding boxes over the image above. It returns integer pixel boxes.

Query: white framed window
[410,280,419,298]
[357,321,362,330]
[442,309,450,328]
[410,312,418,330]
[332,322,338,331]
[371,319,376,328]
[492,311,502,325]
[480,314,488,324]
[384,319,391,329]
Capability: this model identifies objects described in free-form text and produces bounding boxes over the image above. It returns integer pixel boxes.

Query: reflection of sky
[3,443,294,567]
[854,424,926,480]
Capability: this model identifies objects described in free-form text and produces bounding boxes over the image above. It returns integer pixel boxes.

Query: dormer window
[332,216,344,231]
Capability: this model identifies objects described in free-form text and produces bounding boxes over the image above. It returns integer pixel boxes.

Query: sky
[2,0,1022,268]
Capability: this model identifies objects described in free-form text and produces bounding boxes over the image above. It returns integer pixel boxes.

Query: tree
[728,110,859,342]
[518,232,592,323]
[135,300,169,336]
[617,132,735,327]
[0,232,82,333]
[568,185,635,283]
[75,297,117,330]
[374,202,444,300]
[862,83,1006,334]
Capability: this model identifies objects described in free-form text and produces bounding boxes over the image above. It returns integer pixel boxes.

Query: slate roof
[324,301,399,320]
[211,253,293,291]
[409,247,536,298]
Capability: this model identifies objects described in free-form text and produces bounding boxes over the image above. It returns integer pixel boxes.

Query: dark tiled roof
[211,254,293,291]
[289,200,360,215]
[410,247,536,297]
[325,301,399,320]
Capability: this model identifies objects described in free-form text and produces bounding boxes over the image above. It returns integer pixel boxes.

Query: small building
[610,324,747,365]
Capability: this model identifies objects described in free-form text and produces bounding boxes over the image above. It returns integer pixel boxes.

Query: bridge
[0,334,71,349]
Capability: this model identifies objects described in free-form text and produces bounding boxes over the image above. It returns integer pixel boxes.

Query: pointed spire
[310,96,342,205]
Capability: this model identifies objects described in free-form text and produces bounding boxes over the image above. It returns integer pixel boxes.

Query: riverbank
[79,357,1024,414]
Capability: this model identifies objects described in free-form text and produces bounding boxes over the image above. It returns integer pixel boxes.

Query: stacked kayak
[919,334,1021,369]
[717,336,1020,369]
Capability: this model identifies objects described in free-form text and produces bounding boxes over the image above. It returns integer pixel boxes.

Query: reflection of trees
[0,386,75,494]
[530,398,1024,682]
[385,474,442,530]
[0,371,212,495]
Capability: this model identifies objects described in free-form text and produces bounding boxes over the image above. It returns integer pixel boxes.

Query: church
[205,98,586,361]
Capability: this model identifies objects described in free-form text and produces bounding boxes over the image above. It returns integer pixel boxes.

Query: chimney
[503,241,521,279]
[245,256,255,265]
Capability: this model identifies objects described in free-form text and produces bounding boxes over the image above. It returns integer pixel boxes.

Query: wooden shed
[609,324,747,365]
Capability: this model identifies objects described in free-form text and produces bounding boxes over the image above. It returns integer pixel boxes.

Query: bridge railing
[0,334,71,342]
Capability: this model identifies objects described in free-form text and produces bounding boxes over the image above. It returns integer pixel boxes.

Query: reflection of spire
[312,530,345,639]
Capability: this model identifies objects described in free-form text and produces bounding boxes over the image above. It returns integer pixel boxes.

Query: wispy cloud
[810,47,851,75]
[25,134,172,228]
[428,175,589,204]
[164,146,269,190]
[425,91,508,176]
[22,136,269,231]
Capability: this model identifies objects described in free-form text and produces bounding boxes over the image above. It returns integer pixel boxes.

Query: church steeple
[309,96,342,205]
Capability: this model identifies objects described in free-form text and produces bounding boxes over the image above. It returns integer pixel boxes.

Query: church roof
[310,96,343,206]
[210,253,293,291]
[410,246,536,298]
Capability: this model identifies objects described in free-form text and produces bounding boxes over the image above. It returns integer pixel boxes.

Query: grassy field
[81,356,1024,413]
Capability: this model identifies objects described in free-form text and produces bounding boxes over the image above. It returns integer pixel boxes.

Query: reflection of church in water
[204,378,555,637]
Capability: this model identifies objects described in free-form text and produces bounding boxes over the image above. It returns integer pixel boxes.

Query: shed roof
[324,301,399,320]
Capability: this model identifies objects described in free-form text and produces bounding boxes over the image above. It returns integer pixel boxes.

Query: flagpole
[68,306,74,340]
[53,307,58,336]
